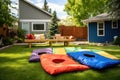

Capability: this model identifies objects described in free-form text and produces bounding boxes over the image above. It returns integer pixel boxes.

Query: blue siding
[88,20,120,43]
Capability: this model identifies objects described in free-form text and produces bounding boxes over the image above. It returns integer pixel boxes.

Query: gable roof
[82,13,120,23]
[21,0,52,17]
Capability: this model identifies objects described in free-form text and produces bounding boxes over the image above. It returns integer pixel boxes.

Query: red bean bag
[40,54,89,75]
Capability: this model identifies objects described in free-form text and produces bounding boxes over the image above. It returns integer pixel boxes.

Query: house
[19,0,52,36]
[82,13,120,43]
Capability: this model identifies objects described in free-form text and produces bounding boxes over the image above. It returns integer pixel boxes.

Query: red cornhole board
[40,54,89,75]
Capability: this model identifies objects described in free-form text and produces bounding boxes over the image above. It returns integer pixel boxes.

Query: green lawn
[0,44,120,80]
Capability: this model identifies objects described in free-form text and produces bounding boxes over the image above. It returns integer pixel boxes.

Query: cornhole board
[40,54,89,75]
[68,51,120,69]
[53,48,66,55]
[29,48,52,62]
[65,47,119,60]
[91,49,119,60]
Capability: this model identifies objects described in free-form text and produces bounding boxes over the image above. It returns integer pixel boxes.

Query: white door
[22,22,30,34]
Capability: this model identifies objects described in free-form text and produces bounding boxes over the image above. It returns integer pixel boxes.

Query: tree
[64,0,108,26]
[42,0,52,13]
[0,0,14,27]
[42,0,49,12]
[107,0,120,18]
[48,8,52,14]
[58,16,76,26]
[49,11,60,38]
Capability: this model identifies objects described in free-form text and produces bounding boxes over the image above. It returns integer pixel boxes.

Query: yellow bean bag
[53,48,66,55]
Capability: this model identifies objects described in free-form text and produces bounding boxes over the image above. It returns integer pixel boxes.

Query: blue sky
[28,0,68,19]
[11,0,68,19]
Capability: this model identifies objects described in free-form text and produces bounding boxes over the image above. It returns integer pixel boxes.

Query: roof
[22,0,52,17]
[82,13,120,23]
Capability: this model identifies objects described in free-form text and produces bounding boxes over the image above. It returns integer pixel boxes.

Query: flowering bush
[26,34,35,39]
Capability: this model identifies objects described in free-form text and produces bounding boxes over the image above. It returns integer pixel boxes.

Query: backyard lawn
[0,44,120,80]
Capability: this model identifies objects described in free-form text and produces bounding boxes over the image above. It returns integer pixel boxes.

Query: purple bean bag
[29,48,53,62]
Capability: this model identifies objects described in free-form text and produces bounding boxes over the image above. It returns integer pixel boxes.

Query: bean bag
[65,47,81,53]
[29,48,52,62]
[91,49,119,60]
[67,51,120,69]
[40,54,89,75]
[53,48,66,55]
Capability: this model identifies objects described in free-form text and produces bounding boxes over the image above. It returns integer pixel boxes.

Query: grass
[0,44,120,80]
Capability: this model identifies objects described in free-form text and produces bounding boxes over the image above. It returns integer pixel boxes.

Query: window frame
[112,20,118,29]
[32,22,46,31]
[97,22,105,36]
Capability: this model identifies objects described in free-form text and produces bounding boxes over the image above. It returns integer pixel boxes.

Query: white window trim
[112,20,118,29]
[87,23,90,42]
[32,22,46,31]
[20,19,51,22]
[97,22,105,36]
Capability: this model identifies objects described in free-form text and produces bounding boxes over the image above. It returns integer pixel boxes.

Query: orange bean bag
[40,54,89,75]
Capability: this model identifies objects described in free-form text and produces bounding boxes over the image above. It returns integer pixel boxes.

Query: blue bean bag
[67,51,120,69]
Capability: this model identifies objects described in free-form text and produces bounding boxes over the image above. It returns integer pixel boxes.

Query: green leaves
[0,0,14,26]
[42,0,52,13]
[107,0,120,18]
[64,0,108,26]
[49,11,60,37]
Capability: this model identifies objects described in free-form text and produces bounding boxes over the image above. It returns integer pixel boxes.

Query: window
[112,20,118,29]
[97,22,105,36]
[32,22,46,31]
[22,22,30,34]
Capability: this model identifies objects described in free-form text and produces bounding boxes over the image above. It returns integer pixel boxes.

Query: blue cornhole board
[67,51,120,69]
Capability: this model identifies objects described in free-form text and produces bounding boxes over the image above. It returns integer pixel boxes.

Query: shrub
[2,37,14,46]
[15,37,23,43]
[113,36,120,46]
[16,28,26,42]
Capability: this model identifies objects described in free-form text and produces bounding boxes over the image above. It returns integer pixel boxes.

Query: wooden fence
[59,26,88,41]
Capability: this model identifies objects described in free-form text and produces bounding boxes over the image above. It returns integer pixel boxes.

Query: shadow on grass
[1,65,120,80]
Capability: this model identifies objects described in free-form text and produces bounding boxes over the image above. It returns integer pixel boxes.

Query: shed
[82,13,120,43]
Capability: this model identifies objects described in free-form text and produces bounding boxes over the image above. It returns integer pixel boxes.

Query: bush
[15,37,24,43]
[16,28,26,42]
[2,37,14,46]
[113,36,120,46]
[17,28,26,39]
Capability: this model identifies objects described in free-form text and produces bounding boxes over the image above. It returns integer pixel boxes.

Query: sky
[11,0,68,19]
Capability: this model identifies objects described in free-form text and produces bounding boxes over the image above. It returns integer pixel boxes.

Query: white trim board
[20,19,51,22]
[112,20,118,29]
[97,22,105,36]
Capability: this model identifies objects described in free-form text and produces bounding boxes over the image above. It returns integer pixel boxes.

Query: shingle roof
[82,13,120,23]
